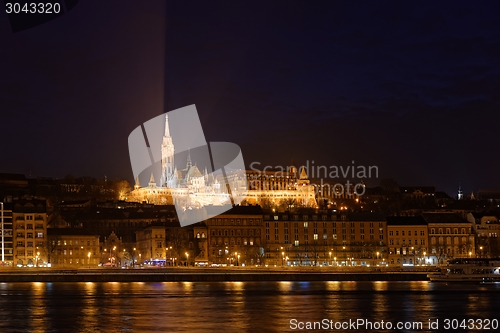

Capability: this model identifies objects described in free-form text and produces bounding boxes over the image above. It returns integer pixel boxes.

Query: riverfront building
[12,198,48,267]
[386,216,428,266]
[46,228,100,267]
[422,212,475,265]
[263,212,387,267]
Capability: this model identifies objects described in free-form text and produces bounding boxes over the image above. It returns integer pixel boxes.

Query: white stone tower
[160,114,175,187]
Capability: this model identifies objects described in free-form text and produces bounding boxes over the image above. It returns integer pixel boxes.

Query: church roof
[299,167,308,180]
[186,165,203,178]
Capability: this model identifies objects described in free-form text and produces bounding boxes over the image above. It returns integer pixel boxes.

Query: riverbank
[0,268,432,282]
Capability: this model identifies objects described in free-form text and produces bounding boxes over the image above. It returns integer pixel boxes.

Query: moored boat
[428,258,500,282]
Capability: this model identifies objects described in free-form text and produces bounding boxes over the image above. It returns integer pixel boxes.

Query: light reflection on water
[0,281,498,332]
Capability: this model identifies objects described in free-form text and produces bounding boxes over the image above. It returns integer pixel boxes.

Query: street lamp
[329,252,332,266]
[88,252,91,269]
[479,246,483,258]
[238,254,240,266]
[423,251,426,265]
[343,246,346,266]
[133,248,136,267]
[281,251,285,267]
[185,252,189,266]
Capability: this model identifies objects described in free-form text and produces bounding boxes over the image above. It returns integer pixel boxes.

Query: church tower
[160,114,175,187]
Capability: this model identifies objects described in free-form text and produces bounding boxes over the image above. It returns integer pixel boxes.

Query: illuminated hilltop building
[128,115,317,209]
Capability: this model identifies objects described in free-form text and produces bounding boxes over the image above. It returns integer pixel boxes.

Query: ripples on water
[0,281,499,332]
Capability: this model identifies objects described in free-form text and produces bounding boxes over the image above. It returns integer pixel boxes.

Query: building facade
[423,212,475,265]
[135,224,166,266]
[46,228,100,267]
[0,198,13,266]
[387,216,428,266]
[467,212,500,257]
[264,212,387,267]
[204,206,264,266]
[12,198,48,267]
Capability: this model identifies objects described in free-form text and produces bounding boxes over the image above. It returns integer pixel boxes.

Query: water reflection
[0,282,498,332]
[29,282,47,333]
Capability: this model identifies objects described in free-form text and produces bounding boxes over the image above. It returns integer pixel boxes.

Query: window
[294,240,299,246]
[313,234,318,240]
[304,222,308,228]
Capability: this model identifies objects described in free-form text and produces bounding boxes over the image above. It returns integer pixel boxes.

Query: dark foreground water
[0,281,499,332]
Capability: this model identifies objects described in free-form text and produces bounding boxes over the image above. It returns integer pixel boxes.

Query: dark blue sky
[1,1,500,195]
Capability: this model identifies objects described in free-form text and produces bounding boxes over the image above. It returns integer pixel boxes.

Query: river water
[0,281,499,332]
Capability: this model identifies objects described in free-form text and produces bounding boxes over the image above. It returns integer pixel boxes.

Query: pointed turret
[134,175,141,189]
[148,173,157,187]
[298,167,310,185]
[299,167,308,180]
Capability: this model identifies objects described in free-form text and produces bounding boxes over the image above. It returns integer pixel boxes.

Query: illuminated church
[128,114,317,209]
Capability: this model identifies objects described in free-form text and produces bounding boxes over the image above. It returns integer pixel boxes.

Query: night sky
[1,1,500,195]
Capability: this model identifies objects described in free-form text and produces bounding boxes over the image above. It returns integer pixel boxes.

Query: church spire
[164,113,170,137]
[134,175,141,189]
[186,148,192,168]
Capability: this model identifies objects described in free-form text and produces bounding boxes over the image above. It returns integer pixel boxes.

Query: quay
[0,267,433,282]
